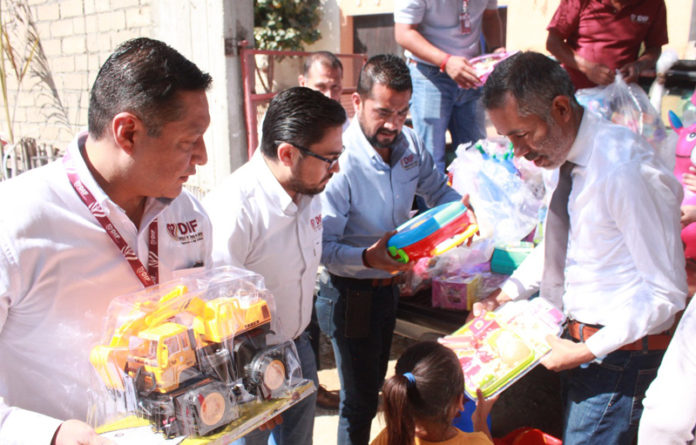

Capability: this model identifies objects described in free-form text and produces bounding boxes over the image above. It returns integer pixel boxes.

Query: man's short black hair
[482,51,578,120]
[303,51,343,76]
[261,86,347,159]
[357,54,412,98]
[88,37,212,138]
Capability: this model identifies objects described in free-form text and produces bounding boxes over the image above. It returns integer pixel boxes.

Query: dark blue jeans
[561,347,665,445]
[315,273,399,445]
[409,61,486,173]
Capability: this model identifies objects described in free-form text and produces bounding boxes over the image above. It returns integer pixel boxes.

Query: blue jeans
[408,61,486,173]
[232,332,319,445]
[561,347,664,445]
[315,273,399,445]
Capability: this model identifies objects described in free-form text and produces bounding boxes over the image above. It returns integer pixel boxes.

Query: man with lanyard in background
[394,0,505,175]
[317,54,463,445]
[0,37,212,445]
[205,86,346,445]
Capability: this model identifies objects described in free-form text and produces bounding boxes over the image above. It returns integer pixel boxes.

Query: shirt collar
[251,149,299,215]
[66,130,110,206]
[564,108,594,168]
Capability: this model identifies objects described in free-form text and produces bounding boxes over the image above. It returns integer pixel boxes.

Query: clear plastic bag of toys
[576,73,673,168]
[89,266,315,444]
[448,139,543,244]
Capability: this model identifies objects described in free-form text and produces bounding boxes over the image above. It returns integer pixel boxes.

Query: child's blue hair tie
[403,372,416,387]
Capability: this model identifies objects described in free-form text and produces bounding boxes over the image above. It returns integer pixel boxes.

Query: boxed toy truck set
[90,266,314,443]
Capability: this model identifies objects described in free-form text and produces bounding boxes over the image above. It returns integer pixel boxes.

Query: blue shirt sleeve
[320,173,364,269]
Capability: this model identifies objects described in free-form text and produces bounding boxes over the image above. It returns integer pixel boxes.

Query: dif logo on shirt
[401,153,417,170]
[166,219,204,244]
[631,14,649,24]
[310,214,322,232]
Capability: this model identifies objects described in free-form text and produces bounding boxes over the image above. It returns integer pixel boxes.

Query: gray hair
[482,51,580,123]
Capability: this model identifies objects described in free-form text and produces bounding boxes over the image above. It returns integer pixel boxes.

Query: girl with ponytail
[371,341,495,445]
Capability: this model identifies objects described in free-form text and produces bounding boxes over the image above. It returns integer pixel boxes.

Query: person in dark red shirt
[546,0,668,90]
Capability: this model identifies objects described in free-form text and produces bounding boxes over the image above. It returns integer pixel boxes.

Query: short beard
[287,163,331,196]
[366,132,397,149]
[359,119,398,149]
[286,177,326,196]
[540,118,572,168]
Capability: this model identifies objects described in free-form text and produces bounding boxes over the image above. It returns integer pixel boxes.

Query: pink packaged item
[440,298,565,400]
[432,273,481,311]
[470,51,516,85]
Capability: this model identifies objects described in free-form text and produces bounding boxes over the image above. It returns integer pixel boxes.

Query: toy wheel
[261,359,286,392]
[248,348,289,399]
[199,391,226,427]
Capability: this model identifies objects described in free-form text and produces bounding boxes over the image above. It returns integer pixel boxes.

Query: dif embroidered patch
[400,153,417,170]
[166,219,204,244]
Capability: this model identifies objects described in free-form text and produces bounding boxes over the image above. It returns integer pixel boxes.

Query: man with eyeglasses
[317,54,462,445]
[204,86,346,445]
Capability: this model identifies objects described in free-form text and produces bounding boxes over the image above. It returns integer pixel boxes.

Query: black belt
[329,273,397,289]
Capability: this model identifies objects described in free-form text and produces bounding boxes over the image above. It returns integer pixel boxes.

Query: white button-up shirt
[638,295,696,444]
[205,151,322,343]
[502,111,687,358]
[0,132,212,444]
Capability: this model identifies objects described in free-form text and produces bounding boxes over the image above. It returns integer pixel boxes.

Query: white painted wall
[151,0,253,194]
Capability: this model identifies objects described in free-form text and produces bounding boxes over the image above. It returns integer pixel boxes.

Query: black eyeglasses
[277,141,344,169]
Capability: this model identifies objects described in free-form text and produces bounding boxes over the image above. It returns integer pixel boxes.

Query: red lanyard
[63,151,159,287]
[460,0,472,34]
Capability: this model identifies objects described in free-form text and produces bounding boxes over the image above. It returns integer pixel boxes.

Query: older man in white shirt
[204,87,346,445]
[475,52,687,445]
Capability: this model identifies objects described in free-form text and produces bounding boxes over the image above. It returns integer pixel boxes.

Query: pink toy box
[432,273,482,311]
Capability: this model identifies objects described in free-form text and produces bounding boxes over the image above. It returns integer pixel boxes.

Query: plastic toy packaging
[439,298,564,400]
[431,268,507,311]
[397,257,434,297]
[425,238,503,310]
[469,51,517,85]
[575,72,673,169]
[398,238,495,300]
[448,139,543,244]
[90,266,315,443]
[431,273,482,310]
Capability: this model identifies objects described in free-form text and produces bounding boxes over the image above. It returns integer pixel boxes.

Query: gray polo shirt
[394,0,498,64]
